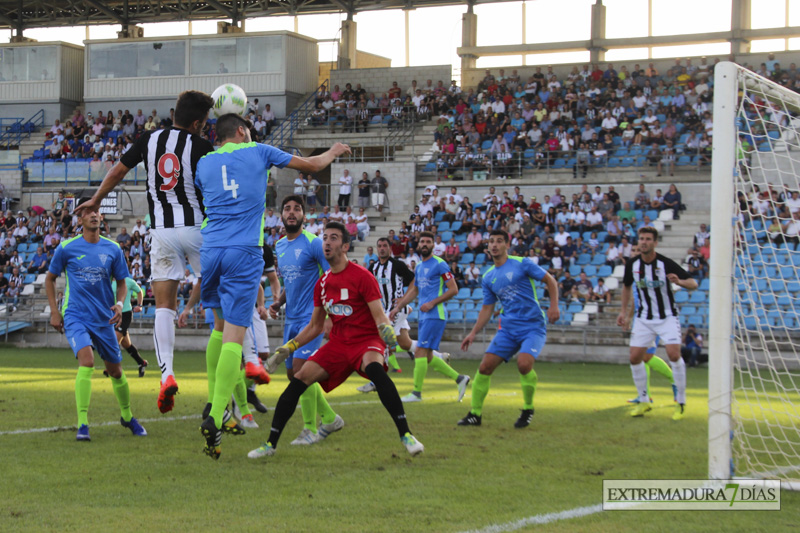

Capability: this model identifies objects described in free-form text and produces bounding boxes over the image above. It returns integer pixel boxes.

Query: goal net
[709,62,800,490]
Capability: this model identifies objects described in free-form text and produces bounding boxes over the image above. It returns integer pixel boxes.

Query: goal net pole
[708,61,737,481]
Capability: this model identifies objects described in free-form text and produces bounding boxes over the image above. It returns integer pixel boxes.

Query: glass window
[0,46,56,81]
[190,36,283,75]
[89,41,185,79]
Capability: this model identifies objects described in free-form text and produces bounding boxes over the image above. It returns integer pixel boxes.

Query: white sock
[410,340,418,353]
[670,358,687,404]
[241,328,259,365]
[433,350,444,359]
[630,362,649,403]
[154,308,177,382]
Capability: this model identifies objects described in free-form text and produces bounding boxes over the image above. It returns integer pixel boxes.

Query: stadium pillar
[589,0,607,63]
[730,0,752,55]
[338,18,357,70]
[460,6,478,75]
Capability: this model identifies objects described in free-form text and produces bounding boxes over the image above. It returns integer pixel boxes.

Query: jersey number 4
[222,165,239,199]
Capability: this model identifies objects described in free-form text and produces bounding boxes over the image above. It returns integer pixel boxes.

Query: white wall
[329,65,452,97]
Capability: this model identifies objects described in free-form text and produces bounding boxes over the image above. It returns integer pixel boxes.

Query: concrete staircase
[659,212,709,261]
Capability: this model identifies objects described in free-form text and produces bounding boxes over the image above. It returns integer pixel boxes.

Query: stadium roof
[0,0,514,31]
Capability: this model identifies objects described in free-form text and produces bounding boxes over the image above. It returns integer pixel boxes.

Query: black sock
[267,378,308,449]
[126,344,144,365]
[364,362,410,437]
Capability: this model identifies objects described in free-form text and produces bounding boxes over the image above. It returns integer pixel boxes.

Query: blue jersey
[276,230,329,323]
[196,142,292,248]
[48,235,129,326]
[481,256,548,328]
[414,255,454,321]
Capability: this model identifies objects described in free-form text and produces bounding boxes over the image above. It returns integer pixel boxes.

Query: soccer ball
[210,83,248,118]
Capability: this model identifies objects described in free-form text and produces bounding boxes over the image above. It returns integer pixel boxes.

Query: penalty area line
[459,504,604,533]
[0,392,518,436]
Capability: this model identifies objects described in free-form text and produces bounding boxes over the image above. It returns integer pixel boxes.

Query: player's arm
[284,306,327,350]
[542,272,560,324]
[266,270,280,304]
[461,303,495,351]
[420,276,458,312]
[368,299,398,349]
[177,278,202,328]
[255,284,269,321]
[665,258,698,290]
[617,258,635,329]
[110,277,127,326]
[268,288,286,319]
[287,143,352,174]
[44,271,63,333]
[76,161,131,215]
[390,280,418,320]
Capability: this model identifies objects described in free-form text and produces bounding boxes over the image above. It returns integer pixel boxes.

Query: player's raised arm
[76,162,131,215]
[287,143,352,174]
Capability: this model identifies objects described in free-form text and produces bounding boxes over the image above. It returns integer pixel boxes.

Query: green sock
[646,356,674,384]
[429,356,460,381]
[299,385,318,432]
[209,342,242,429]
[110,372,132,422]
[206,330,224,403]
[387,353,400,371]
[470,372,492,416]
[315,383,337,425]
[413,357,428,393]
[520,369,538,410]
[75,366,92,427]
[233,367,251,418]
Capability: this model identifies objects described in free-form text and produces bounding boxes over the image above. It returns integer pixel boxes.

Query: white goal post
[710,62,800,490]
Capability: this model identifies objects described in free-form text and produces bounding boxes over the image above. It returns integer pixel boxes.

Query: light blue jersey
[48,235,129,326]
[196,142,292,248]
[276,230,329,323]
[481,256,548,329]
[414,255,453,321]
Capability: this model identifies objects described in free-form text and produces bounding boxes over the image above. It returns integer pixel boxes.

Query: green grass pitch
[1,347,797,532]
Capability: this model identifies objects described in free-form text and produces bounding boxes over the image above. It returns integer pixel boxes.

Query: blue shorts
[284,320,323,369]
[64,318,121,363]
[487,325,547,362]
[417,319,446,351]
[200,246,264,328]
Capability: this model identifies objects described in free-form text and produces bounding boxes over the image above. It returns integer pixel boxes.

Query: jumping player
[248,222,424,459]
[196,113,349,459]
[77,91,216,414]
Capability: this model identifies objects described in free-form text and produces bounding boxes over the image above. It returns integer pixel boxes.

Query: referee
[617,226,697,420]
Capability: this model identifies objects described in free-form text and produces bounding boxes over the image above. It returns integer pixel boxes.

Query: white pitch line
[0,392,518,436]
[459,504,604,533]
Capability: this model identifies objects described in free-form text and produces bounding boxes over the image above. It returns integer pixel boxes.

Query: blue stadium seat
[786,281,800,293]
[674,291,690,303]
[438,221,451,232]
[676,155,691,166]
[699,278,710,291]
[449,310,464,322]
[446,301,460,311]
[576,254,591,265]
[688,292,707,304]
[471,288,483,300]
[567,303,583,314]
[682,305,697,316]
[440,231,453,242]
[475,253,486,264]
[569,265,582,276]
[460,252,474,264]
[434,211,445,222]
[455,288,471,300]
[466,310,479,322]
[23,274,36,284]
[583,265,597,276]
[597,265,612,277]
[645,210,658,221]
[450,221,462,232]
[591,255,605,265]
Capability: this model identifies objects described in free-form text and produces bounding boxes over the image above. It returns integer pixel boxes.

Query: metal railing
[267,79,329,150]
[416,145,712,181]
[0,110,44,151]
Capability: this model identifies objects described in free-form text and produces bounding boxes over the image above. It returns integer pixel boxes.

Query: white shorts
[372,192,386,206]
[150,226,203,282]
[630,316,682,348]
[393,310,410,335]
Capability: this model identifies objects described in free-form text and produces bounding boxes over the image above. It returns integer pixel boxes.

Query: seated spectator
[686,249,708,280]
[681,325,705,367]
[433,234,446,257]
[663,183,682,219]
[116,227,132,251]
[559,271,577,301]
[590,277,612,304]
[634,184,651,210]
[465,261,481,289]
[450,260,465,288]
[548,247,564,278]
[605,243,622,267]
[444,237,460,263]
[651,189,665,210]
[657,140,676,176]
[466,226,484,254]
[572,271,593,301]
[27,246,49,275]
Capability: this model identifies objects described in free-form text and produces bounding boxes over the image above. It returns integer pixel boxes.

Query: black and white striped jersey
[120,128,215,229]
[370,257,415,313]
[623,253,691,320]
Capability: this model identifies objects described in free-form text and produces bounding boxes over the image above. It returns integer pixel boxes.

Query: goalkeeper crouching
[250,223,424,459]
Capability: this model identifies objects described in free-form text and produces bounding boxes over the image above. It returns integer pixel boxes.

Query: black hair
[638,226,659,240]
[489,229,509,242]
[325,221,350,245]
[281,195,306,214]
[174,90,214,129]
[419,231,435,241]
[215,113,249,142]
[377,237,391,246]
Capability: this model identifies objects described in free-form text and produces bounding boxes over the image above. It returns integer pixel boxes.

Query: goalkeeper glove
[266,338,299,374]
[378,323,398,350]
